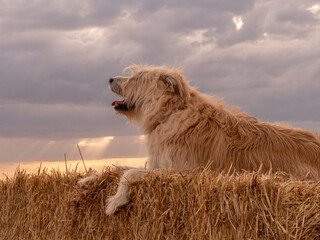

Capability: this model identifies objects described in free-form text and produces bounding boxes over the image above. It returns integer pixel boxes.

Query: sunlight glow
[233,16,244,30]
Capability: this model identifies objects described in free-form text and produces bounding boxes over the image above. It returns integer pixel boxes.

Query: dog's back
[147,91,320,180]
[220,110,320,180]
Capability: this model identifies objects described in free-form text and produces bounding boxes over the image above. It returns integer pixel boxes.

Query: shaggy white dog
[78,65,320,215]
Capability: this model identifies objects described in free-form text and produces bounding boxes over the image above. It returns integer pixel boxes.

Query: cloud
[181,29,320,122]
[0,103,139,139]
[0,135,146,162]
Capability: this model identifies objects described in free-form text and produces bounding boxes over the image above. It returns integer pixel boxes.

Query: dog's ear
[159,74,186,99]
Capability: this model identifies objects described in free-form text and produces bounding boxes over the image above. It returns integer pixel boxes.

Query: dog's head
[109,65,190,122]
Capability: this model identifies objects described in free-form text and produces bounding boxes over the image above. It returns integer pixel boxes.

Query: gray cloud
[0,1,131,31]
[0,103,139,139]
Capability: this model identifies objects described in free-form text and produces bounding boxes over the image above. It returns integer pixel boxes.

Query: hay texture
[1,168,320,239]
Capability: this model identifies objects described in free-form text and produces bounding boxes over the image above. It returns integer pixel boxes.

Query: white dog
[78,65,320,215]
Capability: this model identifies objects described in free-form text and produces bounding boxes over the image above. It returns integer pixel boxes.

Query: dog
[78,64,320,215]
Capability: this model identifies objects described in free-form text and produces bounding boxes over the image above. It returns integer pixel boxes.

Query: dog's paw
[105,195,129,216]
[77,175,98,187]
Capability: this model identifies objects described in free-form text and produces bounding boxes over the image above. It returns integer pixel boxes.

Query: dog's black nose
[109,78,114,84]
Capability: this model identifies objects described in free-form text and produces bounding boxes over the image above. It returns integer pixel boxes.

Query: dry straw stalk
[1,168,320,239]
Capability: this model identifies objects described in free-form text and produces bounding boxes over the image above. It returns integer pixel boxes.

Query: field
[1,168,320,239]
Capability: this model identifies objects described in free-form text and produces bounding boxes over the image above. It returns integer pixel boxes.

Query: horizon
[0,156,147,179]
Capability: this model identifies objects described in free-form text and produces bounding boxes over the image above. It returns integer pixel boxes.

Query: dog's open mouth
[111,100,129,111]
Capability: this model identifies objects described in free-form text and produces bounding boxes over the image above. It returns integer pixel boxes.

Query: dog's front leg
[77,165,135,187]
[106,168,148,216]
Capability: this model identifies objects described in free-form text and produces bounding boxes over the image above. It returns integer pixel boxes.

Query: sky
[0,0,319,171]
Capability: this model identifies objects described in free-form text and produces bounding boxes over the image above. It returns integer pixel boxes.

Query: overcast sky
[0,0,319,164]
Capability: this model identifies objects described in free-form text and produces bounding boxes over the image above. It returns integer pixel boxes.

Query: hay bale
[1,169,320,239]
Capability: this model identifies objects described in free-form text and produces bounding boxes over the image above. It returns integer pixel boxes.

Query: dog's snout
[109,78,114,84]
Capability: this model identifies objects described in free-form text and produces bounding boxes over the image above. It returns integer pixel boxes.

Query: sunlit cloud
[76,136,115,161]
[78,136,114,147]
[307,4,320,14]
[184,30,206,43]
[65,27,106,44]
[120,10,132,20]
[182,29,214,51]
[139,135,145,141]
[78,140,86,146]
[233,16,244,30]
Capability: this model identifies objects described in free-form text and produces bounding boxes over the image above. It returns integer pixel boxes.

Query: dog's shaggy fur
[79,64,320,215]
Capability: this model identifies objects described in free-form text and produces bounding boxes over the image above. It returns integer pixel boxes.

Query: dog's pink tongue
[111,100,124,106]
